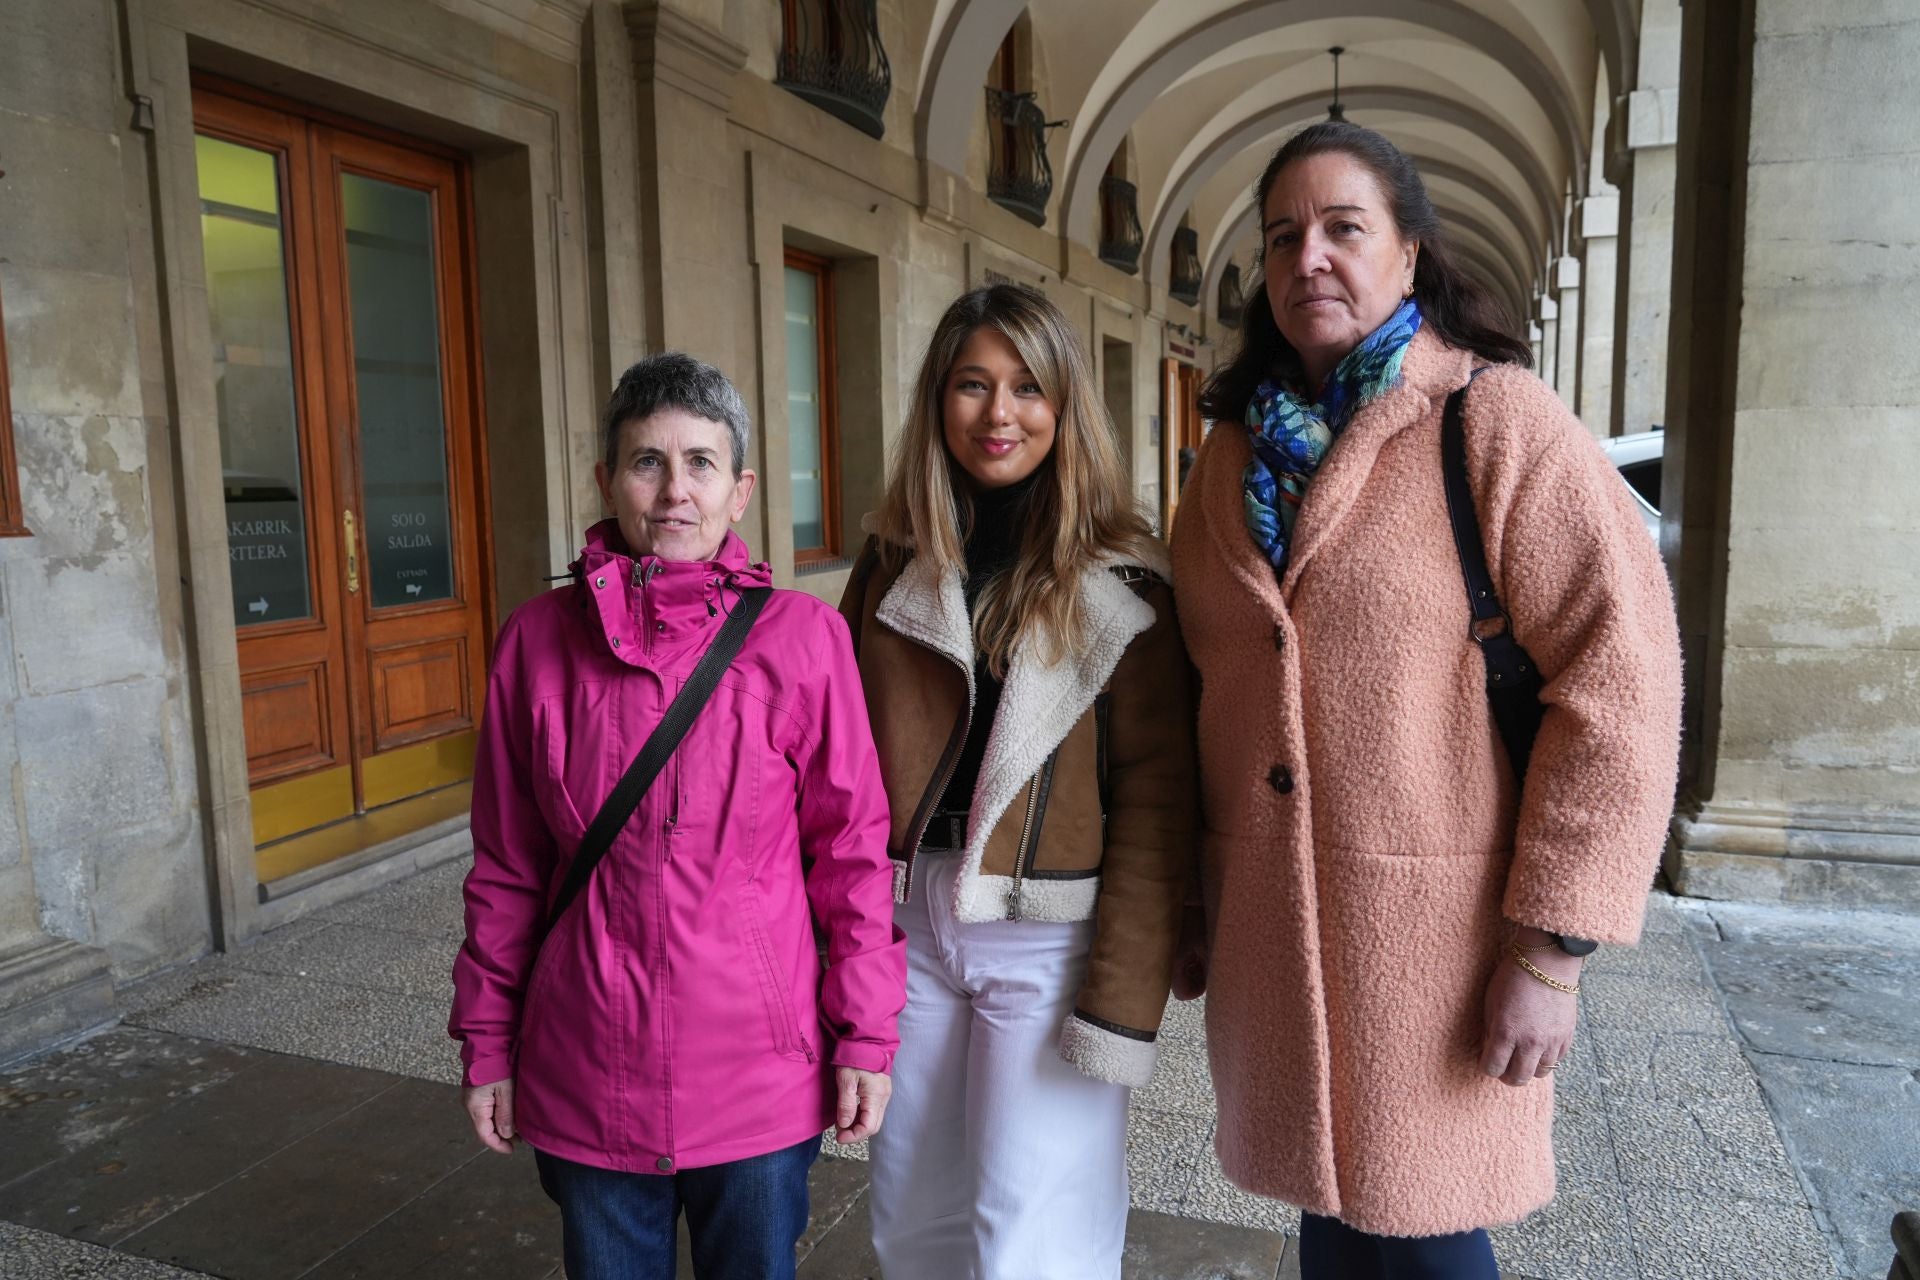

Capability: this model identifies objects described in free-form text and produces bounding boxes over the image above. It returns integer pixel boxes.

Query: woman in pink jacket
[450,353,906,1280]
[1170,124,1682,1277]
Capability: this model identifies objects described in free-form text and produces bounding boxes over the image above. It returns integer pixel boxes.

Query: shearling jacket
[838,535,1197,1087]
[1171,328,1683,1236]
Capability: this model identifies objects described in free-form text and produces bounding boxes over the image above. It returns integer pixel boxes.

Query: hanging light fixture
[1326,46,1347,121]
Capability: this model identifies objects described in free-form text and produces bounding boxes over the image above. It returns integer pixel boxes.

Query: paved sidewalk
[1,854,1908,1279]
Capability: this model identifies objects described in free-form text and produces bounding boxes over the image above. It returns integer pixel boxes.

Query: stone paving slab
[0,1222,207,1279]
[116,1077,476,1278]
[122,962,459,1085]
[0,1048,395,1248]
[14,862,1868,1280]
[0,1027,257,1190]
[1684,897,1920,1280]
[302,1145,561,1280]
[1741,1051,1919,1280]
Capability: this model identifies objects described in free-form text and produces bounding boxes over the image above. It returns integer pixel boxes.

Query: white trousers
[868,854,1131,1280]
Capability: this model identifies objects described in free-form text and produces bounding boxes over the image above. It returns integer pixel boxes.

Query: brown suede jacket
[838,534,1197,1086]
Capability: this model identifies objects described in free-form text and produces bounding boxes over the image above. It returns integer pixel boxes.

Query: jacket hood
[569,521,772,667]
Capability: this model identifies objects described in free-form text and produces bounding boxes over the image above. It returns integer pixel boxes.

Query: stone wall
[0,0,212,994]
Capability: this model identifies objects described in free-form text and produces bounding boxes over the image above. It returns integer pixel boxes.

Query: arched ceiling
[912,0,1633,316]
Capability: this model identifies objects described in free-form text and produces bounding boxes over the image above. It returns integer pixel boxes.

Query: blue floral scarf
[1243,299,1422,576]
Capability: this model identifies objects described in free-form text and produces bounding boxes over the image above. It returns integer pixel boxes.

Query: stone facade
[0,0,1212,1061]
[0,0,1913,1065]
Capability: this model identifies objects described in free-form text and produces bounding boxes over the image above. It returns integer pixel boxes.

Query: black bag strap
[544,584,773,933]
[1440,375,1546,782]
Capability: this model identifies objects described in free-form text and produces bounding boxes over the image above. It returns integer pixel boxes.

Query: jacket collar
[1281,327,1473,594]
[1196,328,1474,611]
[873,539,1169,866]
[572,521,771,666]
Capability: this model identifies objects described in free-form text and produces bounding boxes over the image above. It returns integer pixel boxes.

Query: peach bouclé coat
[1169,328,1682,1237]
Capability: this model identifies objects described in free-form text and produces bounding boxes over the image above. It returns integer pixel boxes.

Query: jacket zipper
[635,557,678,858]
[1007,774,1042,921]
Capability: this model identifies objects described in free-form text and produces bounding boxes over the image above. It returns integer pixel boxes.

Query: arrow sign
[248,597,269,616]
[405,583,422,597]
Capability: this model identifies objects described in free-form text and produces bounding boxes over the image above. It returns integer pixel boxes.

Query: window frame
[782,245,842,565]
[0,276,30,538]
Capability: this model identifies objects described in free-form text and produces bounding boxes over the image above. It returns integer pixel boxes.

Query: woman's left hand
[1478,932,1583,1086]
[833,1067,892,1143]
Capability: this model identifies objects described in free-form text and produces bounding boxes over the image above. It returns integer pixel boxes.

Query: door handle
[343,509,360,594]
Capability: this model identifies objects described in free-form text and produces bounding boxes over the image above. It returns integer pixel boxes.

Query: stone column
[1664,1,1920,908]
[1607,0,1681,434]
[626,2,749,370]
[625,2,765,551]
[1535,294,1559,388]
[1552,256,1581,409]
[1577,195,1620,436]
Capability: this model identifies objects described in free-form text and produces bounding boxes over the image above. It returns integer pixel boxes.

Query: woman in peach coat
[1169,123,1682,1278]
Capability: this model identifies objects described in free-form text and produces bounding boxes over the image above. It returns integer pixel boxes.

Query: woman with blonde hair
[840,283,1196,1279]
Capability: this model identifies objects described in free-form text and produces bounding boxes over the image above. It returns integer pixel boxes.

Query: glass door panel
[198,134,314,628]
[340,172,455,609]
[784,264,825,551]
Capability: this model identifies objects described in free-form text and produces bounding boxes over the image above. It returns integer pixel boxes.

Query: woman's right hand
[463,1079,517,1154]
[1171,905,1209,1000]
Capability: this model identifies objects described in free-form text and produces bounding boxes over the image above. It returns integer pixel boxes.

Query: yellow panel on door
[361,730,477,811]
[251,764,356,846]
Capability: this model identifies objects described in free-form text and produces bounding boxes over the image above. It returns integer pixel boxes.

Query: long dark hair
[1198,121,1531,422]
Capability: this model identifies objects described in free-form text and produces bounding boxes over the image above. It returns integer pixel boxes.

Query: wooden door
[194,83,491,862]
[1161,358,1204,530]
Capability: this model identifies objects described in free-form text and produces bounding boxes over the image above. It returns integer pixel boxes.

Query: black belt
[918,809,969,853]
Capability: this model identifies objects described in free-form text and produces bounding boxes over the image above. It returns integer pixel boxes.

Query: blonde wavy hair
[876,284,1159,677]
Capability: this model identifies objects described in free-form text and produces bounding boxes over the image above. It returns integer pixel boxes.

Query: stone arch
[1201,201,1532,345]
[1057,0,1587,244]
[1143,87,1563,290]
[1190,135,1549,290]
[915,0,1028,171]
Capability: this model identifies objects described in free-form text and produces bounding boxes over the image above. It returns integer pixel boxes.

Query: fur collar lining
[873,545,1164,914]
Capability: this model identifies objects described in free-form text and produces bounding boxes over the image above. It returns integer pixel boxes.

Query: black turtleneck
[936,472,1041,820]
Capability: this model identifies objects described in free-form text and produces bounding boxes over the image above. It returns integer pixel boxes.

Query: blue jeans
[535,1137,817,1280]
[1299,1212,1500,1280]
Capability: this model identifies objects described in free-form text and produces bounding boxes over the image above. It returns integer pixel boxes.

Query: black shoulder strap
[1440,377,1545,783]
[544,585,773,933]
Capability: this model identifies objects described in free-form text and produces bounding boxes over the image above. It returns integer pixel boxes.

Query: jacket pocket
[738,886,817,1065]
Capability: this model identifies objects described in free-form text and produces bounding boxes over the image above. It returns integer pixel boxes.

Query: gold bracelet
[1510,943,1581,995]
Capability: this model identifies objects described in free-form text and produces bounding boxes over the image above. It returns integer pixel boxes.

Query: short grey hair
[600,352,752,476]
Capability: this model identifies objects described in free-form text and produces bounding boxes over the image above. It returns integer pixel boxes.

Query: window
[1169,216,1202,307]
[1098,150,1143,274]
[0,276,28,537]
[783,247,840,563]
[1618,460,1661,511]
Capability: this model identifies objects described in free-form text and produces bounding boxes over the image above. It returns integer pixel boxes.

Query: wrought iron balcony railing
[986,87,1061,227]
[777,0,891,140]
[1098,174,1143,274]
[1169,225,1202,306]
[1217,262,1245,328]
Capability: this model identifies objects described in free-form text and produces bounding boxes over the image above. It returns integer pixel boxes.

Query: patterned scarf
[1242,299,1422,576]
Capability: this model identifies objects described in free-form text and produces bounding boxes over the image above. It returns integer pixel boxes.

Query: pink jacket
[450,522,905,1173]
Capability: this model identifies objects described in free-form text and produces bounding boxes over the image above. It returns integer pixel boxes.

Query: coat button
[655,1156,674,1173]
[595,575,605,588]
[611,636,621,649]
[1268,764,1294,794]
[1272,625,1286,653]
